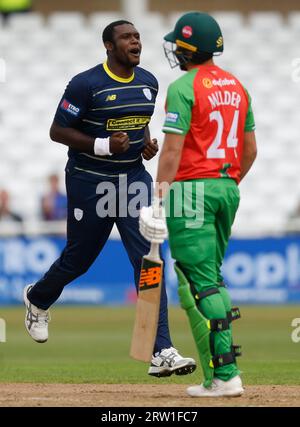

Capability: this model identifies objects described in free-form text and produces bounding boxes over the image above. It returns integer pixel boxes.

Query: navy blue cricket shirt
[54,61,159,177]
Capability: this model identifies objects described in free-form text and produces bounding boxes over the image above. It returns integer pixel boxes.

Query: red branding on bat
[139,267,161,288]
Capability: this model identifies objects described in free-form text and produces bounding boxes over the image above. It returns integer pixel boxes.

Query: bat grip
[148,242,160,261]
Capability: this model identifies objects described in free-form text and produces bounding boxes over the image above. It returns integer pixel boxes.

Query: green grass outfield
[0,306,299,384]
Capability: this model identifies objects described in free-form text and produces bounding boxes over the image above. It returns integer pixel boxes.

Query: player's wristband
[94,138,112,156]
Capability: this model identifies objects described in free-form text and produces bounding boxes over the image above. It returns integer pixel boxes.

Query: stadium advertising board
[0,236,300,304]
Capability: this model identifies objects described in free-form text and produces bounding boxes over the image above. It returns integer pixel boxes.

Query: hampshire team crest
[143,88,152,100]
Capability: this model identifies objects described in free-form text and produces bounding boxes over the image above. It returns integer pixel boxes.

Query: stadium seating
[0,11,299,235]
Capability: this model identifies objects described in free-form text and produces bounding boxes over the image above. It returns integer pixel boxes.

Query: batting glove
[139,198,168,244]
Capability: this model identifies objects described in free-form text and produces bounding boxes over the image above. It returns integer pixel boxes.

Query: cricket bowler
[23,20,196,377]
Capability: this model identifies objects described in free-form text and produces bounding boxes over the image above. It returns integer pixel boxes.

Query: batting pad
[175,263,214,388]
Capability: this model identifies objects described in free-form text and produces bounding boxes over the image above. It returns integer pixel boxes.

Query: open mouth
[129,48,141,58]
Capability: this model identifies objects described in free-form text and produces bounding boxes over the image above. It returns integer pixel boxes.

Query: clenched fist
[109,132,130,154]
[142,138,159,160]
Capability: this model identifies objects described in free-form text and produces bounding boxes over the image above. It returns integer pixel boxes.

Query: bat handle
[148,242,160,261]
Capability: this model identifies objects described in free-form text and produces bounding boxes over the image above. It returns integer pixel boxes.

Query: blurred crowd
[41,174,67,221]
[0,173,67,224]
[0,189,22,222]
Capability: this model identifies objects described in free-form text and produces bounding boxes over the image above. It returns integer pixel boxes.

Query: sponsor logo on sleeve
[165,112,180,124]
[61,99,80,116]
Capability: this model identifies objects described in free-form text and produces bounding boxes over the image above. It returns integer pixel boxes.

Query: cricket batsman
[140,11,257,397]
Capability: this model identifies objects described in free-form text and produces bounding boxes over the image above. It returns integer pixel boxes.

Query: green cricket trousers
[166,178,241,381]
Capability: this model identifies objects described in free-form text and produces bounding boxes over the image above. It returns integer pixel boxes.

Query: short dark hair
[102,20,133,44]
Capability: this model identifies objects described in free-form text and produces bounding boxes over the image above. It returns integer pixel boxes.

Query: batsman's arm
[240,131,257,181]
[155,133,185,198]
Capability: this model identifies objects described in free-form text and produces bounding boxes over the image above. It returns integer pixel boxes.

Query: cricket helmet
[164,11,223,68]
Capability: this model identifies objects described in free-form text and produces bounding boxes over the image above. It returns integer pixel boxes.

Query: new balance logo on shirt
[106,94,117,101]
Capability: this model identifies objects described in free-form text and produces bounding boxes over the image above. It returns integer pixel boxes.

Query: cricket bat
[130,242,163,362]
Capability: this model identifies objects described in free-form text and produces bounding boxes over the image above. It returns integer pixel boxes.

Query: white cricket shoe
[187,375,244,397]
[23,284,50,343]
[148,346,196,377]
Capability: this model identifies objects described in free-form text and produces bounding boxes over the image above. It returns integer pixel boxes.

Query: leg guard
[218,282,241,325]
[175,263,214,388]
[218,281,241,352]
[175,264,241,384]
[196,286,241,382]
